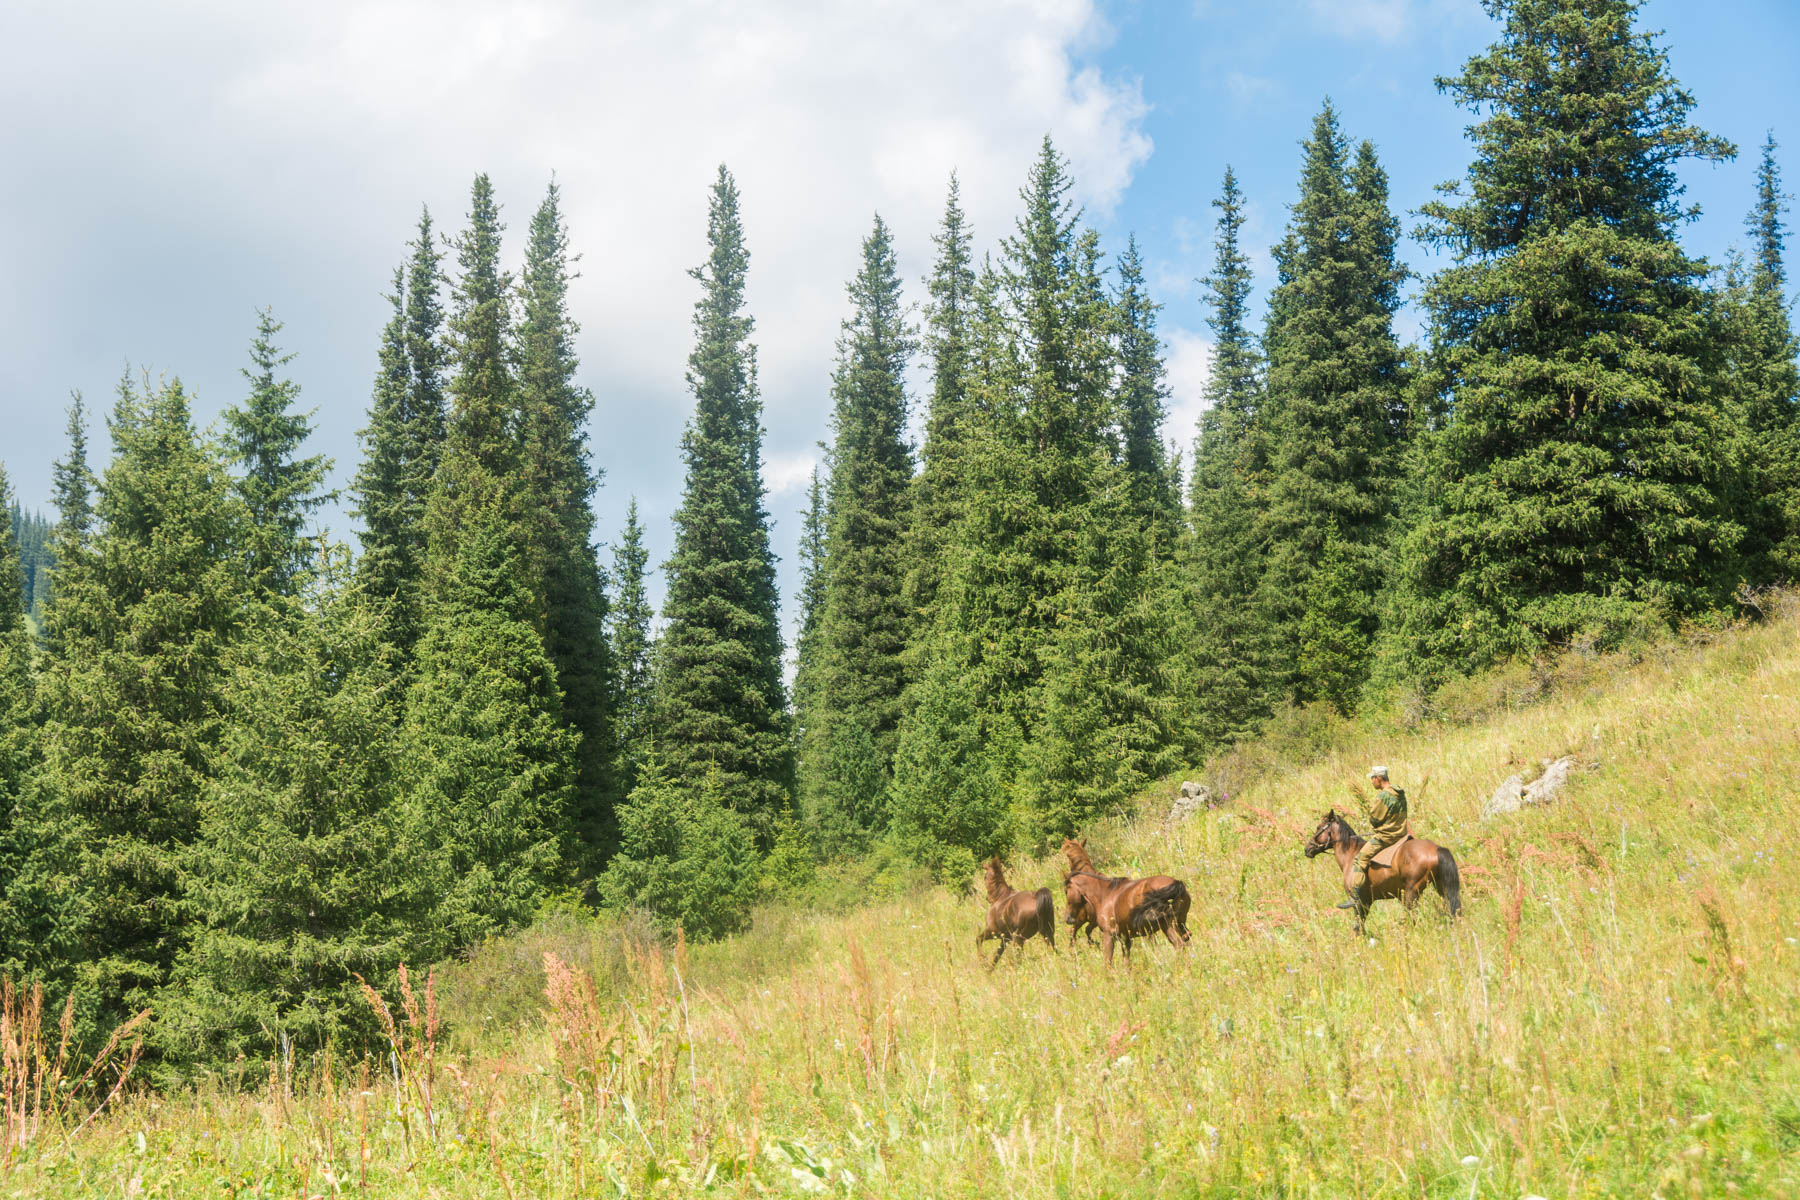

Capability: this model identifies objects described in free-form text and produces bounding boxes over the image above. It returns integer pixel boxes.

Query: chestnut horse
[1304,810,1462,934]
[1062,871,1192,964]
[976,856,1056,965]
[1060,838,1192,954]
[1059,838,1104,945]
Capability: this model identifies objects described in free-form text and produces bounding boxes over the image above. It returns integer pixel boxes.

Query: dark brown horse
[1304,810,1462,934]
[1062,871,1191,964]
[976,856,1056,965]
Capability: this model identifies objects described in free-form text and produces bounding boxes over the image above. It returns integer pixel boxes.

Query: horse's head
[982,855,1006,902]
[1304,810,1345,858]
[1061,837,1094,876]
[1063,872,1097,927]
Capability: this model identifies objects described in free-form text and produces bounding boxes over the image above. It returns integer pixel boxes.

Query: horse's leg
[1103,931,1116,965]
[991,938,1008,967]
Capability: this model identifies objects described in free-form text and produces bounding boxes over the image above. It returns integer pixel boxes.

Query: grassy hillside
[7,607,1800,1197]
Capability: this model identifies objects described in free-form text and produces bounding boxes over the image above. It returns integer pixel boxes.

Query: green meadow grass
[7,607,1800,1197]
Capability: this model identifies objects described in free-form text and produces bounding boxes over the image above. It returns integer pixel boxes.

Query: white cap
[1368,765,1389,779]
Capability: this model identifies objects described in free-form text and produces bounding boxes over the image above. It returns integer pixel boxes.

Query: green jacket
[1365,786,1408,841]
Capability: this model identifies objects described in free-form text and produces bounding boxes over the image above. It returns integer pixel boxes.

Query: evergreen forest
[1,0,1796,1079]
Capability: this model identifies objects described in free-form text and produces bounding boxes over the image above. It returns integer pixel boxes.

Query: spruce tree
[791,466,828,788]
[609,498,655,788]
[353,209,448,655]
[1114,235,1179,547]
[894,140,1176,848]
[1180,165,1272,749]
[407,174,576,944]
[1257,104,1405,708]
[903,177,977,644]
[223,309,333,597]
[27,376,243,1029]
[404,503,576,955]
[0,463,35,969]
[595,757,758,940]
[803,216,915,852]
[352,275,415,636]
[3,398,95,976]
[1401,0,1740,672]
[1728,134,1800,582]
[651,166,792,840]
[516,180,620,867]
[162,553,420,1068]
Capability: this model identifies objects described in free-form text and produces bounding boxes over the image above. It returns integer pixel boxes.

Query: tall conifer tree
[354,209,448,654]
[1401,0,1740,673]
[903,177,978,645]
[791,466,828,785]
[516,180,620,866]
[407,175,575,944]
[223,309,333,597]
[1114,235,1179,547]
[609,498,655,788]
[1257,104,1405,710]
[1726,134,1800,581]
[651,166,792,838]
[0,463,34,969]
[803,216,915,851]
[1180,165,1272,748]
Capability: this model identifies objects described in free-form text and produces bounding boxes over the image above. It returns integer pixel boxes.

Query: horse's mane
[1061,838,1097,877]
[983,856,1012,903]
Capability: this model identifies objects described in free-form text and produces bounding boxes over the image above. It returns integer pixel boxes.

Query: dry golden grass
[6,607,1800,1196]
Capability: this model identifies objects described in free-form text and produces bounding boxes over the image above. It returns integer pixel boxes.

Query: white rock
[1482,755,1578,820]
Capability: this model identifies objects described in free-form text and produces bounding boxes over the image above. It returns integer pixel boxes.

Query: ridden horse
[976,856,1056,965]
[1062,871,1192,964]
[1304,810,1462,934]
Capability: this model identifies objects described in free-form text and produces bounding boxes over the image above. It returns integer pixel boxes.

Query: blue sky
[2,0,1796,633]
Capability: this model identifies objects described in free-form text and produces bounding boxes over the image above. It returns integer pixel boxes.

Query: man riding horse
[1341,765,1407,910]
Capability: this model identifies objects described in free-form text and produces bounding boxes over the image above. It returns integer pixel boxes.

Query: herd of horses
[976,808,1464,964]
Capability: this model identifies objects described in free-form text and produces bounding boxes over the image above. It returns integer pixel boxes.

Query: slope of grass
[7,608,1800,1197]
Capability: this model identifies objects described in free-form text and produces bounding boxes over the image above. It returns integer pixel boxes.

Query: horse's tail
[1136,881,1188,933]
[1437,847,1463,919]
[1143,880,1187,909]
[1032,888,1055,948]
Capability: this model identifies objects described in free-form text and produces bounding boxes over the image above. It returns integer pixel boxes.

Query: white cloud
[764,450,821,498]
[0,0,1154,612]
[1163,325,1213,477]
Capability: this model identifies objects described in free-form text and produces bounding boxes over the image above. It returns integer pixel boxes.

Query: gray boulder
[1482,755,1578,820]
[1168,780,1215,823]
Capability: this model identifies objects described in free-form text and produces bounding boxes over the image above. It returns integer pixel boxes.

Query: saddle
[1371,832,1414,868]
